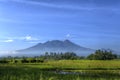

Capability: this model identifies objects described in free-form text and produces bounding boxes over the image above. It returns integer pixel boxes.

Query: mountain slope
[17,40,94,56]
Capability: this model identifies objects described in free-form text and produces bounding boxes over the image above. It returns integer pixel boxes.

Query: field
[0,60,120,80]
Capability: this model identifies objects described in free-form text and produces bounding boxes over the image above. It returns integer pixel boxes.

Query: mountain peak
[64,39,71,42]
[43,40,74,47]
[44,40,72,45]
[44,40,63,45]
[17,40,94,56]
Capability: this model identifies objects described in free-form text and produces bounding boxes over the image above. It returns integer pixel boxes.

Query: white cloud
[65,34,75,39]
[66,34,71,38]
[25,36,32,40]
[1,39,14,43]
[23,36,39,41]
[66,34,72,39]
[0,36,39,43]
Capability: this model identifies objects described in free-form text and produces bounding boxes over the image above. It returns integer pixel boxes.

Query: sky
[0,0,120,53]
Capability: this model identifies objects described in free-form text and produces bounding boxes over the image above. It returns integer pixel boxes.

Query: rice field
[0,60,120,80]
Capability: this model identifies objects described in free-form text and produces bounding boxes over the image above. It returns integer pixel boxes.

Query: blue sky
[0,0,120,52]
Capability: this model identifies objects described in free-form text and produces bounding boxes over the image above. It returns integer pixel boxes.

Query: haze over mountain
[17,40,94,56]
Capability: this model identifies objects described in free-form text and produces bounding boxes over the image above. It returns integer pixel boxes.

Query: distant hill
[17,40,95,56]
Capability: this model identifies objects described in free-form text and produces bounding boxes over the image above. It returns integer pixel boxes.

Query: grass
[1,60,120,80]
[15,60,120,70]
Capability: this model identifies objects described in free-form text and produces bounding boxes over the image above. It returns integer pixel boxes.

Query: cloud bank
[0,39,14,43]
[0,36,39,43]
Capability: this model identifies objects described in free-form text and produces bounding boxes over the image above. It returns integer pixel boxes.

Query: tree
[87,49,117,60]
[0,58,9,63]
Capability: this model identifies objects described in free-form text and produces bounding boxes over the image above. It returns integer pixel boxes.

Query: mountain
[17,40,95,56]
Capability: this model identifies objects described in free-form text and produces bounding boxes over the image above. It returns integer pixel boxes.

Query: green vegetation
[0,52,82,64]
[0,65,120,80]
[0,49,118,64]
[1,60,120,80]
[87,49,117,60]
[0,49,120,80]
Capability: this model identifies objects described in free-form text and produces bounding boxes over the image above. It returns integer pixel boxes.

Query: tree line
[0,49,119,64]
[87,49,117,60]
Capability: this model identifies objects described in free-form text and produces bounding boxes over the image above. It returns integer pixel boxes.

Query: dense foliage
[43,52,81,60]
[87,49,117,60]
